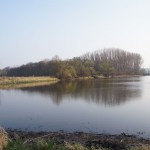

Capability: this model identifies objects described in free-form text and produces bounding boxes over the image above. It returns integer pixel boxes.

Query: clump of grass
[0,127,8,150]
[65,142,88,150]
[4,140,25,150]
[128,144,150,150]
[32,139,67,150]
[4,139,67,150]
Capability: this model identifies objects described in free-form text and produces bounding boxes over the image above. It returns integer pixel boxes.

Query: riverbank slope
[1,129,150,150]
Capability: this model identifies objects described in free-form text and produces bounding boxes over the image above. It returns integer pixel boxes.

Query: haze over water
[0,76,150,138]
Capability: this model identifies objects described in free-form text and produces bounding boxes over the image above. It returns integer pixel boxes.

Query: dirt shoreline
[6,130,150,149]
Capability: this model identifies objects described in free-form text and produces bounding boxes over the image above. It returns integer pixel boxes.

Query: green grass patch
[4,140,74,150]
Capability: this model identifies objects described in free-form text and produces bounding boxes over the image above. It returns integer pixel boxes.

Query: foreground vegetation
[0,49,143,80]
[1,128,150,150]
[4,140,150,150]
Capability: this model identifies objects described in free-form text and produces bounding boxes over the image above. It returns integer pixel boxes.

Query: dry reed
[0,127,8,150]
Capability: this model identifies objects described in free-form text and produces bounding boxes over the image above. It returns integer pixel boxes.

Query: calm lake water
[0,76,150,138]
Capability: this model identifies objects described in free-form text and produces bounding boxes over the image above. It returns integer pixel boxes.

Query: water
[0,76,150,138]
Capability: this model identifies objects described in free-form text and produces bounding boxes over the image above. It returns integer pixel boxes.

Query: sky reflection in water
[0,77,150,138]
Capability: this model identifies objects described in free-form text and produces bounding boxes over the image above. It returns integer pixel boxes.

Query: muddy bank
[6,130,150,149]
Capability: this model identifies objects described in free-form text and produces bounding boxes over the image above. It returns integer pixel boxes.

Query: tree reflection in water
[19,78,141,106]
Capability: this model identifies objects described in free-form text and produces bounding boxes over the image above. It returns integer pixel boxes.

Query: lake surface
[0,76,150,138]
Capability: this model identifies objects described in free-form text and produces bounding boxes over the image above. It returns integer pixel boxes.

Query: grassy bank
[1,128,150,150]
[0,77,59,89]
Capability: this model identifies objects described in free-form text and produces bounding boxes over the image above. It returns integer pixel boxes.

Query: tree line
[0,48,143,79]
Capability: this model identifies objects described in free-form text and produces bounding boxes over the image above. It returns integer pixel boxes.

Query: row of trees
[81,48,143,76]
[1,48,143,79]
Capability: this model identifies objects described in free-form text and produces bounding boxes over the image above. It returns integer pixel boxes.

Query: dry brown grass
[0,77,59,89]
[0,127,8,150]
[65,142,88,150]
[0,76,58,84]
[129,144,150,150]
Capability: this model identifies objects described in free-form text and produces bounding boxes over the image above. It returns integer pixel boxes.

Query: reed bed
[0,77,58,84]
[0,77,59,89]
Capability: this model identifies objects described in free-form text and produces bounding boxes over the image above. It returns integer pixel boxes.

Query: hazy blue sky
[1,0,150,68]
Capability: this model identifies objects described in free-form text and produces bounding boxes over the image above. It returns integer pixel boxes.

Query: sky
[0,0,150,68]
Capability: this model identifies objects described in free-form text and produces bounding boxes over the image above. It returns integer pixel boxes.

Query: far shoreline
[0,75,143,89]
